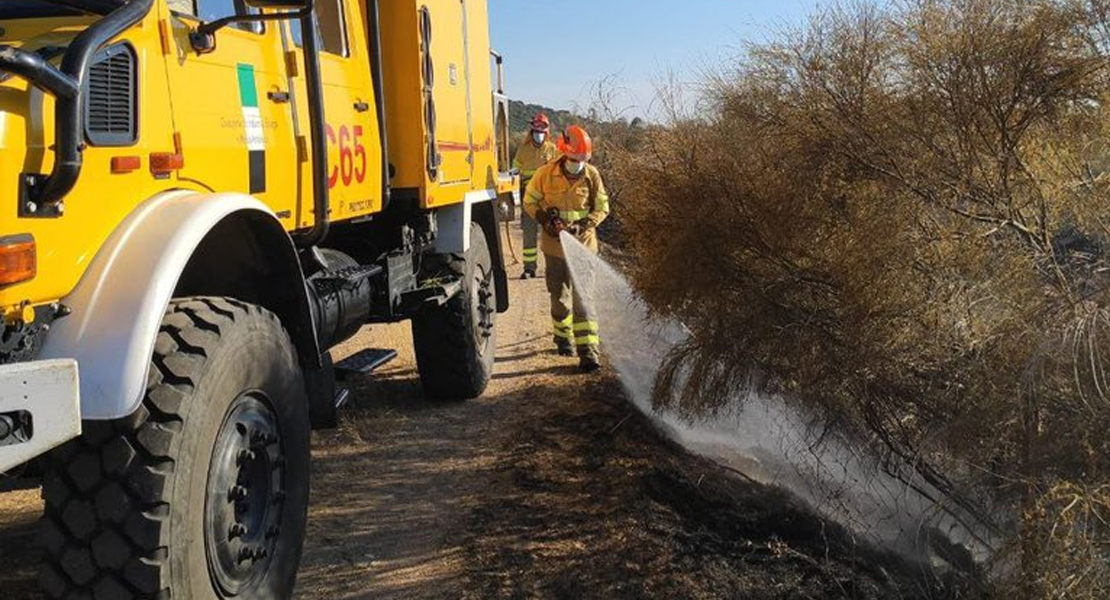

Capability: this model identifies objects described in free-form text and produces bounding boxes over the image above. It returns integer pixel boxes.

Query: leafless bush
[568,76,648,245]
[613,0,1110,595]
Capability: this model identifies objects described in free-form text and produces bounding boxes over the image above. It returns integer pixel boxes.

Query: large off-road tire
[39,298,311,600]
[412,223,497,401]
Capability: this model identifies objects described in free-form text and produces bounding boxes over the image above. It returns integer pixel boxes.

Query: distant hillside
[508,100,577,136]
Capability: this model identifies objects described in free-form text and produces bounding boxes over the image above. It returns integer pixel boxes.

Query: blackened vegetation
[462,377,962,600]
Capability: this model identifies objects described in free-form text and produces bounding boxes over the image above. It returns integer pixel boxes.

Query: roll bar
[0,0,155,218]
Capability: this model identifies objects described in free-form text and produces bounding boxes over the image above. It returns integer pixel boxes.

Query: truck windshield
[0,1,119,19]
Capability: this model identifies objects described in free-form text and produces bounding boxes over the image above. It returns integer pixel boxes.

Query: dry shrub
[570,76,649,245]
[612,0,1110,595]
[1020,483,1110,598]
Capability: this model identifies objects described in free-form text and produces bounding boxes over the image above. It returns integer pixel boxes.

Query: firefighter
[512,112,560,279]
[524,126,610,372]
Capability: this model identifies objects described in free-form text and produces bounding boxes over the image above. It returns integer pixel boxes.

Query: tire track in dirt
[295,228,578,598]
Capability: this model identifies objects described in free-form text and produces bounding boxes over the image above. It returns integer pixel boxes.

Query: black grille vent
[85,43,136,146]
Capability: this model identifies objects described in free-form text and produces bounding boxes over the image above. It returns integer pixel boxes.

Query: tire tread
[412,224,495,401]
[39,297,282,599]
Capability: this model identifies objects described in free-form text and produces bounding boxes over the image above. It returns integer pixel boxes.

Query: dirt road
[1,225,942,599]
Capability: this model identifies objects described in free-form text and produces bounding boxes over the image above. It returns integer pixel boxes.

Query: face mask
[564,160,586,175]
[532,132,546,145]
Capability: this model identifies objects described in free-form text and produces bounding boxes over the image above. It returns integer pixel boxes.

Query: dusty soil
[1,224,948,599]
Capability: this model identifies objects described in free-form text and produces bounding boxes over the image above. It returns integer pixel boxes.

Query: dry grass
[610,0,1110,596]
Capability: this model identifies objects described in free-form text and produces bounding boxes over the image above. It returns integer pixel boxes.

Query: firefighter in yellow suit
[524,126,610,372]
[512,113,560,279]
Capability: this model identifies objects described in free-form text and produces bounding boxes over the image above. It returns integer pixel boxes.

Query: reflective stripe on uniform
[574,321,599,346]
[525,190,544,207]
[560,210,590,222]
[594,192,611,215]
[553,316,573,339]
[574,335,600,347]
[522,248,539,257]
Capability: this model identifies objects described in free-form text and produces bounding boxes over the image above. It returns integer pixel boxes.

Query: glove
[563,219,592,236]
[541,208,566,237]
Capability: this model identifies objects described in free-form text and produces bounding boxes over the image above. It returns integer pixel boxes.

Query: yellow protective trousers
[545,254,599,358]
[520,178,540,270]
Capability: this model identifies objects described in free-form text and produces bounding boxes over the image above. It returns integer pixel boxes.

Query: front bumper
[0,359,80,473]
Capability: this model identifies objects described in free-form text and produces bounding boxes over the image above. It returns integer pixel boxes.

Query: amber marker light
[0,234,36,287]
[150,152,185,176]
[111,155,142,174]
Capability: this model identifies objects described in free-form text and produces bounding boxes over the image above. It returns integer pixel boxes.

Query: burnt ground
[1,224,954,599]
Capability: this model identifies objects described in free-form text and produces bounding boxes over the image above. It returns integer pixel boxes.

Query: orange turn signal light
[111,155,142,174]
[0,235,36,287]
[150,152,185,175]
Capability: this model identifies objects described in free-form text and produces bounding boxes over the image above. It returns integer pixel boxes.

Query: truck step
[335,348,399,380]
[399,278,464,313]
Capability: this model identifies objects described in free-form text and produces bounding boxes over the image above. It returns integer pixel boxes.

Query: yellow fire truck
[0,0,517,596]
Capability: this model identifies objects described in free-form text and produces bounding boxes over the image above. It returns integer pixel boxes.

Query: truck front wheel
[412,223,497,401]
[39,297,311,600]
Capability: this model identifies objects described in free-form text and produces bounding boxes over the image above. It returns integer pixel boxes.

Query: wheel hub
[205,394,286,596]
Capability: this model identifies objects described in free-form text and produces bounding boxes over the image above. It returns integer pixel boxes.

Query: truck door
[286,0,383,225]
[162,0,300,228]
[424,1,474,188]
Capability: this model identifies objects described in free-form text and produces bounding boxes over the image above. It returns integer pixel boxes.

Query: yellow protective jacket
[524,158,610,259]
[512,133,560,181]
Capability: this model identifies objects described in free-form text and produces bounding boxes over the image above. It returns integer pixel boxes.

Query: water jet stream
[559,232,999,570]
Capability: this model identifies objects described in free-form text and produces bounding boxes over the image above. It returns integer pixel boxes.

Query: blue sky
[488,0,825,116]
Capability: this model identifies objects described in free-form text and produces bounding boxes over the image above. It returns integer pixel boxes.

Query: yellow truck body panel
[0,13,178,312]
[380,0,502,208]
[0,0,513,320]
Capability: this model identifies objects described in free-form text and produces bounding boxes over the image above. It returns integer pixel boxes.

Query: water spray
[559,232,999,572]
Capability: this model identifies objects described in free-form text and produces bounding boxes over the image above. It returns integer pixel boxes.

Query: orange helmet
[530,113,551,132]
[558,126,593,162]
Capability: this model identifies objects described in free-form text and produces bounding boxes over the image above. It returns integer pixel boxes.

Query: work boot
[521,267,537,280]
[555,338,575,357]
[578,347,601,372]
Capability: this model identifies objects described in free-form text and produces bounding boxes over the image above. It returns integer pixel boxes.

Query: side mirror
[191,0,313,54]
